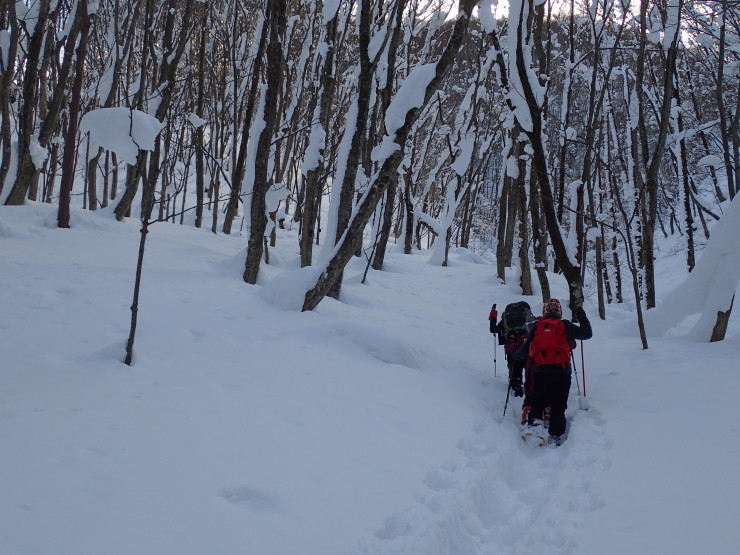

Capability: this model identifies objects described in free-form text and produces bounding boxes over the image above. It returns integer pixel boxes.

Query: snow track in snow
[360,382,611,555]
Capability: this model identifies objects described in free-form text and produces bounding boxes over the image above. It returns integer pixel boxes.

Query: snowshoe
[521,424,547,446]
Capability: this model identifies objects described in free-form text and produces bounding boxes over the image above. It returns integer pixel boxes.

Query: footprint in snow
[360,400,611,554]
[221,486,283,514]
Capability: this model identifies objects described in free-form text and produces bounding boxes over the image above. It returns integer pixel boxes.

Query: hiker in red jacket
[513,298,592,446]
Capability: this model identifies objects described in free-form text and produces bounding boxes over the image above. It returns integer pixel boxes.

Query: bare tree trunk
[194,21,207,229]
[327,0,374,299]
[114,0,153,220]
[301,9,339,266]
[224,13,269,234]
[244,0,288,284]
[673,69,696,271]
[512,0,584,308]
[111,152,119,201]
[595,235,606,320]
[503,176,518,265]
[529,172,550,300]
[370,0,408,271]
[43,143,59,203]
[403,172,415,254]
[58,1,91,228]
[496,177,509,282]
[639,0,683,308]
[710,294,735,342]
[715,3,736,200]
[8,2,89,204]
[124,153,154,366]
[114,0,197,221]
[518,206,532,295]
[4,0,50,205]
[517,153,532,295]
[303,0,479,311]
[0,0,19,195]
[86,148,106,211]
[371,177,397,270]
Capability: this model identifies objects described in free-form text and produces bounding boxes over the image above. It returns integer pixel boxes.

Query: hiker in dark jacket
[502,330,526,397]
[513,298,592,445]
[490,306,530,397]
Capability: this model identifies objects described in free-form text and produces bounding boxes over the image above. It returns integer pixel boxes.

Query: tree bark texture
[243,0,288,284]
[58,1,91,228]
[4,0,50,205]
[300,11,338,266]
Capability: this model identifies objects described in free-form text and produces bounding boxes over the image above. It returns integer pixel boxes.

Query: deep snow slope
[1,203,738,555]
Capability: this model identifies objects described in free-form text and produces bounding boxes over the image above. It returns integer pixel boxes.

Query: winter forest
[2,1,740,553]
[1,0,738,339]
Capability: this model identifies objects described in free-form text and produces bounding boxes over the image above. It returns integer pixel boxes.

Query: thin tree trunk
[4,0,50,205]
[403,172,415,254]
[58,1,90,228]
[517,151,532,295]
[301,9,339,266]
[0,0,19,195]
[124,157,155,366]
[371,177,397,271]
[224,14,269,234]
[244,0,288,284]
[715,4,736,200]
[370,0,407,271]
[496,177,509,282]
[640,0,683,308]
[529,170,550,300]
[327,0,374,299]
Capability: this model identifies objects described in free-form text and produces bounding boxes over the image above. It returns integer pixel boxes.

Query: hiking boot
[547,435,563,447]
[521,405,531,426]
[510,378,524,397]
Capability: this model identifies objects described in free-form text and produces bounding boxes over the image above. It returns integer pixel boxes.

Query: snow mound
[80,107,164,165]
[646,196,740,341]
[258,265,324,311]
[330,321,423,369]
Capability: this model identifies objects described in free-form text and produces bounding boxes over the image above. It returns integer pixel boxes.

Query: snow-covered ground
[1,203,738,554]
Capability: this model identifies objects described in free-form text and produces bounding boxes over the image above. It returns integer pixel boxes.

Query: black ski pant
[527,369,571,437]
[507,358,524,383]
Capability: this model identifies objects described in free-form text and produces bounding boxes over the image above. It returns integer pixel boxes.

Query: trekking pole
[494,338,498,377]
[579,341,589,409]
[500,381,512,423]
[571,344,590,410]
[489,303,498,377]
[580,340,587,397]
[571,351,582,395]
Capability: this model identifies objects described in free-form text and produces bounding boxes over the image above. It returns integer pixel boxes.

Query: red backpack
[529,318,571,367]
